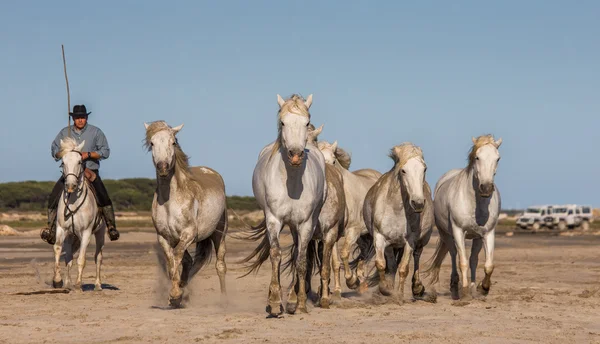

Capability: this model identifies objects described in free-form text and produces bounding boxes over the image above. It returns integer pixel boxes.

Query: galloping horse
[144,121,228,307]
[426,135,502,300]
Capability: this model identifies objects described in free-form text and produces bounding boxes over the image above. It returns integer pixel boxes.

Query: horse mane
[389,142,424,171]
[56,137,82,159]
[317,141,352,170]
[271,94,311,158]
[467,134,498,169]
[144,121,198,193]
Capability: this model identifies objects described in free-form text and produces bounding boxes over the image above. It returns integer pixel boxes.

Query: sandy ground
[1,227,600,344]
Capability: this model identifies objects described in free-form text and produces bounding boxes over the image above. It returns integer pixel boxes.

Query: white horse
[363,143,433,302]
[144,121,228,308]
[53,137,106,291]
[426,135,502,300]
[240,94,326,317]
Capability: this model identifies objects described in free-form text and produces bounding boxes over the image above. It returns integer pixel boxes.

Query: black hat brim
[69,112,92,116]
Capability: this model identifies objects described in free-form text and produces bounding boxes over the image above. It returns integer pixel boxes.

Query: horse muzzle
[479,183,495,198]
[288,150,305,167]
[65,184,77,194]
[410,199,425,213]
[156,162,170,177]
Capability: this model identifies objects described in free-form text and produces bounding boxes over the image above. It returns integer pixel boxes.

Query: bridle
[61,150,90,230]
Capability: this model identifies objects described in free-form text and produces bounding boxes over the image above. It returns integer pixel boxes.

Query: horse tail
[423,230,450,285]
[281,238,319,295]
[349,233,375,271]
[184,237,214,280]
[237,218,271,278]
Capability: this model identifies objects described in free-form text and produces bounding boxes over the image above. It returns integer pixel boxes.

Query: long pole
[61,45,71,137]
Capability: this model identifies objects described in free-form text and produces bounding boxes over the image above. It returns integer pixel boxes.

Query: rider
[40,104,120,244]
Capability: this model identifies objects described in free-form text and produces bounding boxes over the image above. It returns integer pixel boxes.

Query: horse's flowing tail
[281,238,318,294]
[349,233,375,271]
[237,218,271,278]
[187,237,214,280]
[423,231,450,285]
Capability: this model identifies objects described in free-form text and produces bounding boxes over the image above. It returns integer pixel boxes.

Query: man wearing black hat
[40,104,120,244]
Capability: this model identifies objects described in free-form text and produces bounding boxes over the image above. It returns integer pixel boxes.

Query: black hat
[70,104,91,116]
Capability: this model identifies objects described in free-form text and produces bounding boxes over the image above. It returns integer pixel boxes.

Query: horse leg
[52,225,66,288]
[179,250,193,289]
[331,242,342,300]
[295,220,314,313]
[451,222,471,300]
[374,233,391,296]
[478,230,495,295]
[266,216,284,317]
[75,228,93,289]
[319,226,338,308]
[470,237,483,295]
[93,224,106,291]
[395,243,413,303]
[286,225,299,314]
[411,245,425,298]
[210,224,227,295]
[341,227,360,289]
[168,230,194,308]
[157,235,175,279]
[64,234,74,289]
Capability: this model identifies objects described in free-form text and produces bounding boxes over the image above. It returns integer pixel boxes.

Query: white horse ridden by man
[425,135,502,300]
[144,121,228,308]
[53,137,106,291]
[362,143,434,302]
[240,94,326,317]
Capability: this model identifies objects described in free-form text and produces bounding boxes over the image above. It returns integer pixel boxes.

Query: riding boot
[100,205,120,241]
[40,207,58,245]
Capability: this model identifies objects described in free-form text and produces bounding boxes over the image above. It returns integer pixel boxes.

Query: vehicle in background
[579,205,595,230]
[516,205,554,230]
[550,204,581,230]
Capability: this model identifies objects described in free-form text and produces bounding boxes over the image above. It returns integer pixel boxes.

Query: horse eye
[497,158,501,162]
[150,142,154,147]
[306,122,310,127]
[476,157,480,161]
[402,169,406,174]
[280,122,284,127]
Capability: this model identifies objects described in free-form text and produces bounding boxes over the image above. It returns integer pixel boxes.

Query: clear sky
[0,1,598,209]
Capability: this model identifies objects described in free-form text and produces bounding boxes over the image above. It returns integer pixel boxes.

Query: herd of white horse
[50,94,502,316]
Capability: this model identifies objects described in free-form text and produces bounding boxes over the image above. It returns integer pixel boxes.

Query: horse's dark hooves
[412,284,425,298]
[346,275,360,290]
[451,288,460,300]
[169,296,184,308]
[108,229,120,241]
[477,283,490,296]
[285,302,297,315]
[266,304,284,318]
[52,280,63,289]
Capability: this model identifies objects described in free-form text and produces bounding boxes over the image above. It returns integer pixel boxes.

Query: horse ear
[495,138,503,148]
[277,94,285,107]
[331,140,338,152]
[472,136,477,144]
[305,94,313,109]
[76,141,85,152]
[312,124,323,137]
[144,122,149,130]
[172,124,184,134]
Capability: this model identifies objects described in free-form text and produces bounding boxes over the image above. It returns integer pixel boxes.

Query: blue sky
[0,1,598,209]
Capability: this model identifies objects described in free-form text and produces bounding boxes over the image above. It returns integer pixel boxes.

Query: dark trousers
[48,170,112,209]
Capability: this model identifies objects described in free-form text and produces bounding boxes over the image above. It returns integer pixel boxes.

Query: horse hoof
[332,290,342,301]
[94,285,103,292]
[320,298,330,309]
[358,281,369,294]
[477,283,490,296]
[286,302,297,315]
[52,280,63,289]
[298,306,308,314]
[412,283,425,297]
[266,304,283,318]
[451,288,460,300]
[169,296,183,308]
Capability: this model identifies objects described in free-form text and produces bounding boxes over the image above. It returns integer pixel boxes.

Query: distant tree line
[0,179,260,212]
